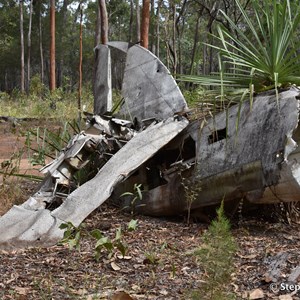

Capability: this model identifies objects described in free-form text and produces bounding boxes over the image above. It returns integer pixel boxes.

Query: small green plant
[90,227,127,261]
[90,220,138,261]
[180,172,202,225]
[59,220,139,261]
[120,183,144,215]
[127,219,138,231]
[0,150,22,182]
[144,251,159,265]
[191,201,237,300]
[59,221,85,251]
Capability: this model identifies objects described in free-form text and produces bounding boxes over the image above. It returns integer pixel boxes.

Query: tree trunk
[176,0,188,74]
[39,3,44,84]
[57,0,69,88]
[27,0,33,94]
[141,0,150,49]
[171,0,177,73]
[128,0,134,43]
[50,0,56,91]
[150,0,154,52]
[189,9,203,75]
[78,4,83,122]
[19,0,25,93]
[136,0,141,42]
[202,2,219,75]
[155,0,162,58]
[98,0,108,45]
[95,2,101,47]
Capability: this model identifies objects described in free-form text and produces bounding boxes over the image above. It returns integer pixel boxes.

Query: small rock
[279,295,293,300]
[249,288,264,299]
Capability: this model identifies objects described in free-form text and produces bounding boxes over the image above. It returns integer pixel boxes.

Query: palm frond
[179,0,300,94]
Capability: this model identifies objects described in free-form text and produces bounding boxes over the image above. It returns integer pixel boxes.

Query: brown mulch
[0,203,300,299]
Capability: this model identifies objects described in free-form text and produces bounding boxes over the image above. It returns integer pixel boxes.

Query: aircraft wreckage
[1,42,300,250]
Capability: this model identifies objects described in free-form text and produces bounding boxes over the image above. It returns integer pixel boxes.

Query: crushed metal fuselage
[1,41,300,250]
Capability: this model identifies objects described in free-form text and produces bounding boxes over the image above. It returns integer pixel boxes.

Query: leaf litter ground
[1,200,300,299]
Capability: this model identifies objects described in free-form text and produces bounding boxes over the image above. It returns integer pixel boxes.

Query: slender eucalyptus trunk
[99,0,108,44]
[78,4,83,123]
[176,0,188,74]
[190,9,203,75]
[150,0,154,52]
[171,0,177,73]
[50,0,56,91]
[155,0,162,58]
[128,0,134,43]
[141,0,150,49]
[19,0,25,93]
[39,4,44,84]
[136,0,141,42]
[27,0,33,94]
[203,2,219,75]
[57,0,69,88]
[95,3,101,47]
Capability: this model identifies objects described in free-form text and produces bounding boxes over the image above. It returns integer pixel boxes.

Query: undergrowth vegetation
[191,201,237,300]
[0,77,94,119]
[59,219,138,261]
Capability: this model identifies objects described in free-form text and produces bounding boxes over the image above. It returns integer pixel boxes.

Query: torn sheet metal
[118,44,188,122]
[112,88,300,216]
[193,88,300,206]
[93,44,112,114]
[0,117,188,250]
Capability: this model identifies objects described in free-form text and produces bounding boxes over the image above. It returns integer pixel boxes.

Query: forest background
[0,0,255,116]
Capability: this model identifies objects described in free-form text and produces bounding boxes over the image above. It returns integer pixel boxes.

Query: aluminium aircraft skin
[0,42,300,250]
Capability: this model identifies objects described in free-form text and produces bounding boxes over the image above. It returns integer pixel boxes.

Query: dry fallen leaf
[238,254,258,259]
[111,262,121,271]
[159,289,168,295]
[117,255,132,260]
[14,287,31,295]
[249,288,264,299]
[73,288,88,295]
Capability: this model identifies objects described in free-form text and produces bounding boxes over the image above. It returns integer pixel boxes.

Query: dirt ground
[0,119,300,300]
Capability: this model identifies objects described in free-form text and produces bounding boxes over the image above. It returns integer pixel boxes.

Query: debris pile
[1,42,300,250]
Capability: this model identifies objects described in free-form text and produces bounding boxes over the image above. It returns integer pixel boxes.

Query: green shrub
[191,201,237,300]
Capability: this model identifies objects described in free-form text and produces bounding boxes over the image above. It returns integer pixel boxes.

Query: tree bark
[39,3,44,84]
[171,0,177,73]
[202,1,218,75]
[50,0,56,91]
[141,0,150,49]
[57,0,69,88]
[19,0,25,93]
[190,8,203,75]
[136,0,141,42]
[95,2,101,47]
[176,0,188,74]
[128,0,134,43]
[150,0,154,52]
[78,4,83,122]
[155,0,162,58]
[98,0,108,45]
[27,0,33,94]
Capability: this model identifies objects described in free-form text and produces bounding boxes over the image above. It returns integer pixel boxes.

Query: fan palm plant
[180,0,300,101]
